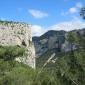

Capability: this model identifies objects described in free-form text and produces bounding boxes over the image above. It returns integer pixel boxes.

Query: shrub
[0,45,26,61]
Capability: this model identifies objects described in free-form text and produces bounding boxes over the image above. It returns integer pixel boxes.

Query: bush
[0,45,26,61]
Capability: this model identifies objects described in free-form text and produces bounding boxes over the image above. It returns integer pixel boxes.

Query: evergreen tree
[80,7,85,19]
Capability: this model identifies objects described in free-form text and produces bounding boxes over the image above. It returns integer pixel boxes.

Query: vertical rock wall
[0,21,36,69]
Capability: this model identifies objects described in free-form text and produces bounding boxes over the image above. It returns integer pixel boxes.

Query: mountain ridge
[33,28,85,57]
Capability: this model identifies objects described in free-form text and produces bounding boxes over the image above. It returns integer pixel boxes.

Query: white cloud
[69,7,77,14]
[32,20,85,36]
[29,9,48,18]
[31,25,46,36]
[61,2,83,16]
[61,7,77,16]
[49,21,85,31]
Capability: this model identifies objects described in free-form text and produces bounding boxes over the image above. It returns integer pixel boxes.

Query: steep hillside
[33,28,85,57]
[35,29,85,85]
[33,30,66,57]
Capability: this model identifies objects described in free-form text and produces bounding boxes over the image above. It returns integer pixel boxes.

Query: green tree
[80,7,85,19]
[0,45,26,61]
[67,32,78,52]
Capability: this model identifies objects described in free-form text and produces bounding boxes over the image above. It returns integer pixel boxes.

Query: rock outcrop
[0,20,35,69]
[33,29,85,57]
[33,30,66,57]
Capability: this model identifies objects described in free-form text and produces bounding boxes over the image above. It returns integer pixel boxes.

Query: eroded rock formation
[0,21,35,69]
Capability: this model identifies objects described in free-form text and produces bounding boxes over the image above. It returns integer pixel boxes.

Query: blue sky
[0,0,85,36]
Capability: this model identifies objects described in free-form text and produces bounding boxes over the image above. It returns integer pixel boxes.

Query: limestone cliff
[33,30,66,57]
[33,29,85,57]
[0,20,35,69]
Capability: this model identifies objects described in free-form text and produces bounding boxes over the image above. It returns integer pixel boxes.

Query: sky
[0,0,85,36]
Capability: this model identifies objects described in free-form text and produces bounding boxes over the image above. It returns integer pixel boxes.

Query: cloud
[61,2,83,16]
[49,21,85,31]
[61,7,77,16]
[32,20,85,36]
[28,9,49,18]
[31,25,46,36]
[69,7,77,14]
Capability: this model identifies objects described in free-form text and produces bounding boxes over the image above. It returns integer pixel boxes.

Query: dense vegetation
[0,30,85,85]
[80,7,85,19]
[0,8,85,85]
[0,20,30,26]
[36,31,85,85]
[0,46,26,61]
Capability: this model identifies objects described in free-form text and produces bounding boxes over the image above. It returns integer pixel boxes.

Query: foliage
[0,48,85,85]
[0,29,85,85]
[67,32,78,44]
[0,45,26,61]
[80,7,85,19]
[0,20,30,26]
[55,50,85,85]
[37,30,85,85]
[0,59,58,85]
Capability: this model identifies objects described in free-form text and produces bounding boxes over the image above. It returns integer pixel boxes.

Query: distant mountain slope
[33,28,85,59]
[33,30,66,57]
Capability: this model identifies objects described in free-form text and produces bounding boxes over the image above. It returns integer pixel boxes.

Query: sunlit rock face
[0,21,36,69]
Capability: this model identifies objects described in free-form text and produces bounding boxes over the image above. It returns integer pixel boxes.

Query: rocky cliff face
[0,21,35,69]
[33,29,85,57]
[33,30,66,57]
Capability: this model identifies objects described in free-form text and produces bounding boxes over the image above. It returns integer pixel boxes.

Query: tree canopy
[80,7,85,19]
[0,45,26,61]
